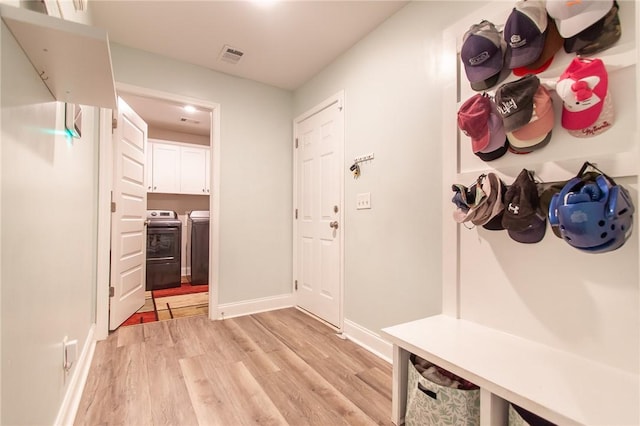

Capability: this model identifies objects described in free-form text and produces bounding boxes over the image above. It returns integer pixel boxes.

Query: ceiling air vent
[219,45,244,64]
[179,117,201,125]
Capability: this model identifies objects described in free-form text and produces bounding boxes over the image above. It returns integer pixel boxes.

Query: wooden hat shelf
[0,4,117,110]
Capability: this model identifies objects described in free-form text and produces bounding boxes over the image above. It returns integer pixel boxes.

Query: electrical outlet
[356,192,371,209]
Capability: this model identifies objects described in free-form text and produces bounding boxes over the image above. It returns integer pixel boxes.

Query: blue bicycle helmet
[548,166,634,254]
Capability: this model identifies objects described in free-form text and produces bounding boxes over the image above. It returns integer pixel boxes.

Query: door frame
[292,90,345,332]
[95,83,221,339]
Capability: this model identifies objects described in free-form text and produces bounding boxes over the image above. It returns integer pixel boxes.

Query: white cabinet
[147,139,210,195]
[180,145,210,194]
[151,142,180,193]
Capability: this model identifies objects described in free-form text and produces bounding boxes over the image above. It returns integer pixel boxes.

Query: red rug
[121,281,208,327]
[153,282,208,298]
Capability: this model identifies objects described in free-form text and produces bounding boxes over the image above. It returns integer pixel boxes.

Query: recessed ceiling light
[183,105,196,113]
[253,0,277,7]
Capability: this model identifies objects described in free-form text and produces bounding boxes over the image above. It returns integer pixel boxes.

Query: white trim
[292,90,345,331]
[343,319,392,363]
[208,106,221,321]
[54,325,97,426]
[95,108,113,340]
[216,293,294,320]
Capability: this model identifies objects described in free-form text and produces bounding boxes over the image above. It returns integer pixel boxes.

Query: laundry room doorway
[97,84,221,334]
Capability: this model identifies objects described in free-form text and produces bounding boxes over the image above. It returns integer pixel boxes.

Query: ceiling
[93,1,407,136]
[120,92,212,136]
[90,1,408,91]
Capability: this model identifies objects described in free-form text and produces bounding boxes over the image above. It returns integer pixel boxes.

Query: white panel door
[109,97,148,330]
[295,95,344,327]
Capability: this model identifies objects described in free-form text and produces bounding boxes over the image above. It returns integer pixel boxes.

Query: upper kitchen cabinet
[150,141,181,193]
[0,4,117,109]
[148,139,210,195]
[180,145,210,195]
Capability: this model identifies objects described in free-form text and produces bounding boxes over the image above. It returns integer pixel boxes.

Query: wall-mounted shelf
[0,5,117,110]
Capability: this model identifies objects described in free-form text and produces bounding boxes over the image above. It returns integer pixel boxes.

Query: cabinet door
[180,146,208,194]
[151,142,180,193]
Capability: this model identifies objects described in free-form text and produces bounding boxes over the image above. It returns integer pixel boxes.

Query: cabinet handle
[153,186,157,190]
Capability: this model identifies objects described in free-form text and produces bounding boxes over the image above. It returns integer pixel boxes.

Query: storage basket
[508,404,556,426]
[405,355,480,426]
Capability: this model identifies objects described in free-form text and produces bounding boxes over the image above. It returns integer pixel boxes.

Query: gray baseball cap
[495,74,540,133]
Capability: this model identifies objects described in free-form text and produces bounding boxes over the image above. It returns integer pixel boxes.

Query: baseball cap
[502,169,546,243]
[452,179,487,224]
[564,1,620,55]
[458,94,492,152]
[546,0,613,38]
[483,174,508,230]
[506,85,554,153]
[512,18,563,76]
[452,173,505,227]
[475,108,509,161]
[495,74,540,133]
[504,0,548,69]
[567,90,614,137]
[461,21,507,91]
[471,173,506,227]
[556,57,608,130]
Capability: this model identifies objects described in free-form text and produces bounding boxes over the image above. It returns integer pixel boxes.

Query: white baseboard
[54,324,96,426]
[343,318,393,363]
[215,293,294,320]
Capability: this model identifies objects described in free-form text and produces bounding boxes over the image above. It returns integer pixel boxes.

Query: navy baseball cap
[461,21,507,91]
[504,0,548,69]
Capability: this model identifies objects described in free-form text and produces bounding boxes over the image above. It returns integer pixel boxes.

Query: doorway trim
[95,82,221,338]
[292,90,345,332]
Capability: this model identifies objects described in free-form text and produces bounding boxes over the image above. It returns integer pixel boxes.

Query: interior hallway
[74,308,393,425]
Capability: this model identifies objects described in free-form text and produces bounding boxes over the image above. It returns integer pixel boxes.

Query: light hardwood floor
[75,307,393,425]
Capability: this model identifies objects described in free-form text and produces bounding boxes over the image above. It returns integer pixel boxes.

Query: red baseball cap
[457,94,492,153]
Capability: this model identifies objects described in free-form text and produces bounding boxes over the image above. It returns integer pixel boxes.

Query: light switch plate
[356,192,371,209]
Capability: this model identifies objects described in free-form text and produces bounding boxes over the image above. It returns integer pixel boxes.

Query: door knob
[329,221,339,229]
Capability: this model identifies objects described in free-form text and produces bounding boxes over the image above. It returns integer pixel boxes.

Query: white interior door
[294,93,344,328]
[109,97,148,330]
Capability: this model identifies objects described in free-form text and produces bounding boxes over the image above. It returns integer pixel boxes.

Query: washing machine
[187,210,210,285]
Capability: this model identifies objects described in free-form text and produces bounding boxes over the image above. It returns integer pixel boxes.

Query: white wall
[293,2,483,334]
[0,21,98,425]
[110,44,293,303]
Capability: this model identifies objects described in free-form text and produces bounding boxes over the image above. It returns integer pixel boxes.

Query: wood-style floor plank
[75,307,392,426]
[144,344,198,425]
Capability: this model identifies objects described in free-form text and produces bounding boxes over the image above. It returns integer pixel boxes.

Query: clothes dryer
[187,210,209,285]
